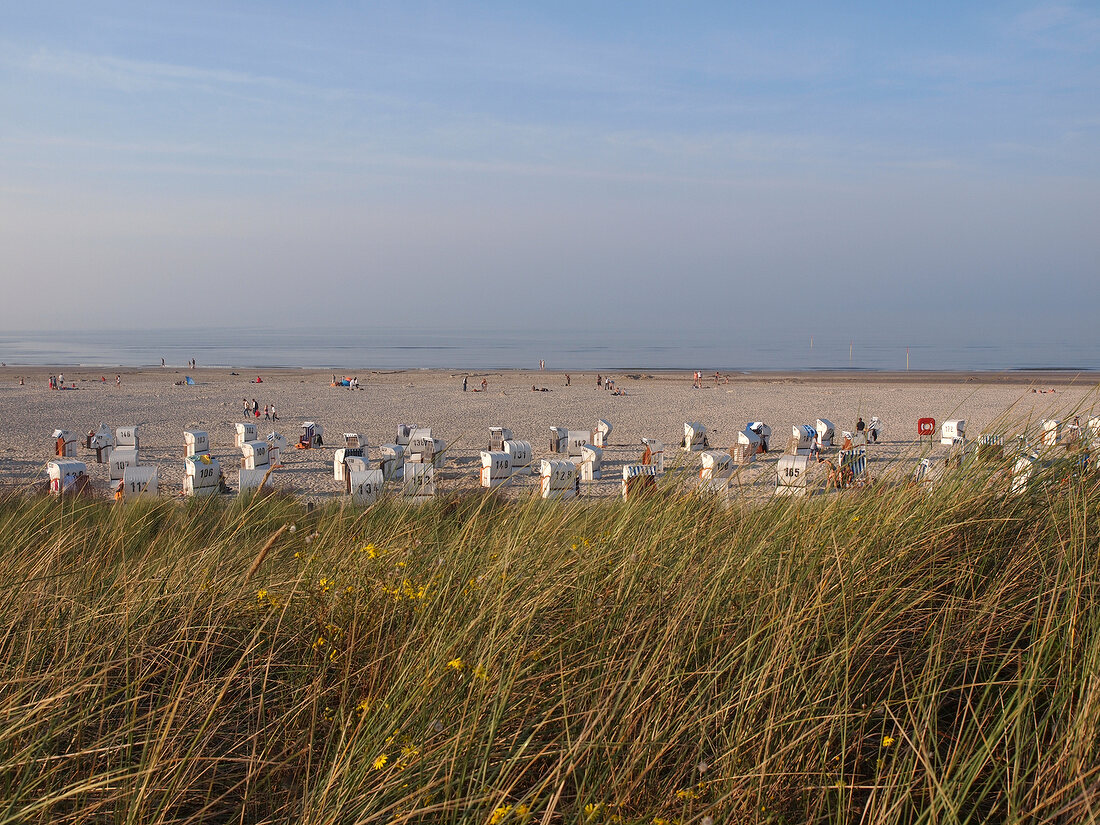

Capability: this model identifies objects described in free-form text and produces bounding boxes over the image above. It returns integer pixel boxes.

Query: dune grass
[1,452,1099,824]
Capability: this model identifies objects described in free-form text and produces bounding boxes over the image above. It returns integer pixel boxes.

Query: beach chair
[120,466,158,500]
[504,440,533,475]
[776,454,811,496]
[578,445,602,481]
[640,439,665,474]
[235,422,257,448]
[480,451,512,489]
[622,464,657,501]
[349,468,384,505]
[184,429,209,457]
[540,459,578,500]
[746,422,771,452]
[489,427,513,451]
[241,440,270,470]
[334,447,366,482]
[941,420,966,446]
[184,455,221,497]
[682,422,708,452]
[47,460,86,496]
[731,429,760,464]
[593,419,612,448]
[109,447,138,481]
[297,422,323,449]
[402,463,435,504]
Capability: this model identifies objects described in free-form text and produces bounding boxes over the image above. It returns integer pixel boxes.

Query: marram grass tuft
[1,462,1099,823]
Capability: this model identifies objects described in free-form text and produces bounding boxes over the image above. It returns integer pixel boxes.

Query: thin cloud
[1008,3,1100,52]
[25,48,345,100]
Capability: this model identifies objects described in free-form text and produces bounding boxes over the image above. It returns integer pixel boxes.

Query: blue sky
[2,2,1097,344]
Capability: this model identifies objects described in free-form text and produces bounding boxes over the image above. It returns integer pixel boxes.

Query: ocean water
[1,327,1097,372]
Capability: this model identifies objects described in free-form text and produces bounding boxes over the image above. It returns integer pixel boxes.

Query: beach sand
[3,366,1098,501]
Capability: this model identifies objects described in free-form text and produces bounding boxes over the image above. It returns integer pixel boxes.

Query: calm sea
[1,327,1097,372]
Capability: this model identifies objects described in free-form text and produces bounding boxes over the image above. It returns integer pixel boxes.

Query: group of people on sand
[462,376,489,392]
[44,374,122,388]
[594,374,627,395]
[853,416,879,444]
[243,397,278,420]
[691,370,730,388]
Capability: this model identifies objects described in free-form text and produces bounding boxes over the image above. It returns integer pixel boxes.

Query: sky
[1,1,1098,347]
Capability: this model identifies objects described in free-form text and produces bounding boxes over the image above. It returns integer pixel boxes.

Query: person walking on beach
[270,403,277,422]
[253,398,260,418]
[264,404,270,420]
[481,377,488,392]
[115,374,121,387]
[597,374,603,388]
[462,375,468,392]
[565,374,570,386]
[243,398,250,416]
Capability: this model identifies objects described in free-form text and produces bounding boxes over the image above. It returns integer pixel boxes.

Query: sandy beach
[3,366,1099,501]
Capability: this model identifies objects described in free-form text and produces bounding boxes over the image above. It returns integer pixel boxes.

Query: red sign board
[917,417,936,437]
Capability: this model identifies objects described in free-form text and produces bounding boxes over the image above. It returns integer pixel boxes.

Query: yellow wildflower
[584,802,603,819]
[256,589,267,601]
[675,788,699,800]
[312,636,326,650]
[357,698,371,714]
[447,658,464,672]
[882,735,895,747]
[473,665,489,681]
[489,805,512,824]
[372,753,387,770]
